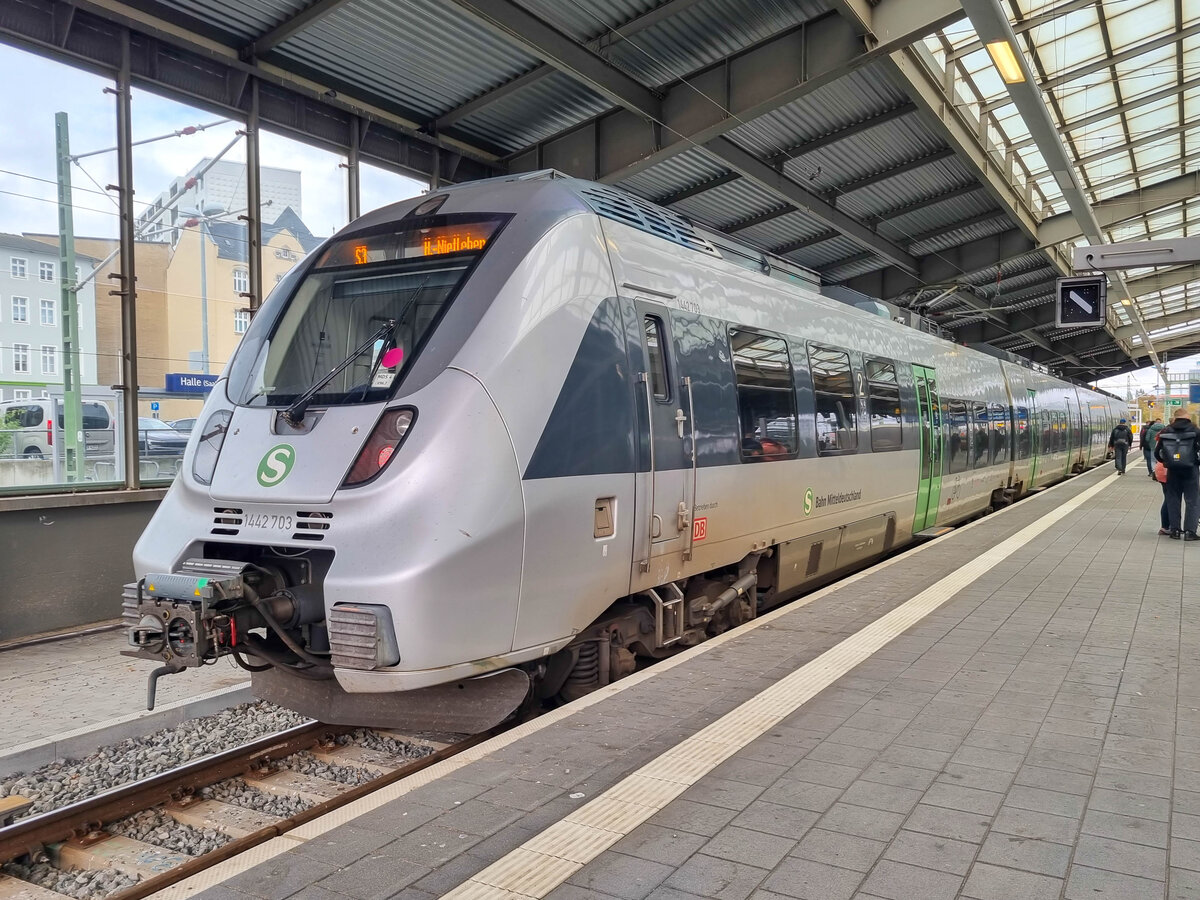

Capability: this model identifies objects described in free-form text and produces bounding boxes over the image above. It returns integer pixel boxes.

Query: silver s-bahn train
[123,171,1123,731]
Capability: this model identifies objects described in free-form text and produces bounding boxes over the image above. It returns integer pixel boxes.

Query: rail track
[0,721,483,900]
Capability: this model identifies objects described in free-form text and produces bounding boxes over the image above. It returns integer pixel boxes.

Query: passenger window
[643,316,669,401]
[731,329,797,461]
[1015,407,1030,460]
[973,403,988,467]
[948,400,970,473]
[990,403,1009,465]
[865,358,901,452]
[808,344,857,454]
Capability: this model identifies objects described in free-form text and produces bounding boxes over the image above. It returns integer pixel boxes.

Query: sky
[0,43,425,242]
[1093,353,1200,397]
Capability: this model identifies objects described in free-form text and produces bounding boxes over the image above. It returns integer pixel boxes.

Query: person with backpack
[1108,418,1133,475]
[1143,417,1166,478]
[1154,408,1200,540]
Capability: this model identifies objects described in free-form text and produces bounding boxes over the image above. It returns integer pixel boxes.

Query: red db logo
[692,517,707,542]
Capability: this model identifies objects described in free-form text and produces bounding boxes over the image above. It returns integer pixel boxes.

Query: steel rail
[0,721,334,862]
[105,730,489,900]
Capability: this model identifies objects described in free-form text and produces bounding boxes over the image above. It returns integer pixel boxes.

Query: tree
[0,411,20,458]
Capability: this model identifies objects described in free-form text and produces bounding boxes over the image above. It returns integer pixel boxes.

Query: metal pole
[199,219,210,374]
[114,31,140,490]
[244,78,263,312]
[54,112,84,483]
[347,116,361,222]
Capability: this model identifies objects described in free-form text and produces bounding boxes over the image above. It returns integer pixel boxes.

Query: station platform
[165,464,1196,900]
[0,630,247,754]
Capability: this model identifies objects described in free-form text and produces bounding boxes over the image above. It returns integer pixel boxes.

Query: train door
[912,365,943,531]
[635,302,690,569]
[1028,390,1041,488]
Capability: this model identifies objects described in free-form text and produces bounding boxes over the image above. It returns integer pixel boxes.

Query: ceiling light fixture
[985,40,1026,84]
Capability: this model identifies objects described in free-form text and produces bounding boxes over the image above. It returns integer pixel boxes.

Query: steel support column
[245,78,263,312]
[114,28,140,489]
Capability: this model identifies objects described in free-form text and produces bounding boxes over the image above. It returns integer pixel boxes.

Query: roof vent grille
[578,185,717,256]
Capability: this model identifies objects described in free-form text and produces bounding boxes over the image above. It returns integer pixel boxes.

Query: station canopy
[8,0,1197,380]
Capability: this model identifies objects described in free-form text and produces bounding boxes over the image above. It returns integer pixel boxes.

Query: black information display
[1055,276,1107,328]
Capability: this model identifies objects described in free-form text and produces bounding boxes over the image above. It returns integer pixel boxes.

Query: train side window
[990,403,1009,465]
[1015,406,1030,460]
[808,344,857,454]
[948,400,970,473]
[643,315,670,401]
[865,357,902,452]
[973,402,988,467]
[730,329,797,461]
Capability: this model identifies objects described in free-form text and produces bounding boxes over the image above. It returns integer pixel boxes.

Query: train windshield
[226,216,504,409]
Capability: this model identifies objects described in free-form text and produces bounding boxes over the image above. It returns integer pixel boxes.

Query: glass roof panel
[1105,2,1175,51]
[1034,21,1105,79]
[1058,81,1116,121]
[1124,96,1180,134]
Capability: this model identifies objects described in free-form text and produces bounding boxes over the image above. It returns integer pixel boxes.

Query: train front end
[121,194,541,732]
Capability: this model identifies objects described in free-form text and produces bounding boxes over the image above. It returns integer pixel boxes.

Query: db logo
[692,517,707,542]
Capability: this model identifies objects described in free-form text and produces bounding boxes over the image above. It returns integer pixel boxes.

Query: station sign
[1055,275,1106,328]
[165,373,219,394]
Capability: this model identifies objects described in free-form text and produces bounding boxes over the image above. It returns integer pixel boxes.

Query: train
[122,171,1124,732]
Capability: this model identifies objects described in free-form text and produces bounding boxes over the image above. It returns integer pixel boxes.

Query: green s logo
[257,444,296,487]
[803,487,814,517]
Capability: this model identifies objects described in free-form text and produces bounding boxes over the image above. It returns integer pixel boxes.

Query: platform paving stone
[185,469,1200,900]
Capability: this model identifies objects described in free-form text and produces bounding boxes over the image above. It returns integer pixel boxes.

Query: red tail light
[47,421,52,446]
[343,408,414,487]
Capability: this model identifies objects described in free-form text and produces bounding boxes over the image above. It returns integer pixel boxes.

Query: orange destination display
[316,218,503,268]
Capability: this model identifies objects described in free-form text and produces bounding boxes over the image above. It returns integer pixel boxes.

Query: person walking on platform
[1143,417,1165,477]
[1154,408,1200,540]
[1109,418,1133,475]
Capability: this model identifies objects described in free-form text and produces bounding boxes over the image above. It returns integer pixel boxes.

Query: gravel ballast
[0,701,308,819]
[2,860,139,900]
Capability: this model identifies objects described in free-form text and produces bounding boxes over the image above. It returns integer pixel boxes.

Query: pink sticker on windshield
[381,348,404,368]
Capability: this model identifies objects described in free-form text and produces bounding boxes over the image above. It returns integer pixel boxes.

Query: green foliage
[0,411,19,457]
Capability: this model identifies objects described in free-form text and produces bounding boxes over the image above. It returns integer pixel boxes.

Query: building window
[39,261,55,283]
[11,296,28,323]
[10,258,26,279]
[40,299,55,326]
[40,345,57,375]
[732,329,797,460]
[13,389,30,401]
[13,343,29,374]
[865,357,902,452]
[808,344,857,454]
[234,309,250,334]
[233,268,249,294]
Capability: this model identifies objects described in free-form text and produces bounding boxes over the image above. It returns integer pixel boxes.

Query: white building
[0,235,99,402]
[135,159,303,243]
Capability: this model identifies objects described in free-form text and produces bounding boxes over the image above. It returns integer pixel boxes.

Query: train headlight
[191,409,233,485]
[343,407,414,487]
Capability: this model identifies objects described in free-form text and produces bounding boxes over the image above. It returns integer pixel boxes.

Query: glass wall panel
[0,45,123,490]
[259,132,347,308]
[131,88,247,482]
[360,162,425,216]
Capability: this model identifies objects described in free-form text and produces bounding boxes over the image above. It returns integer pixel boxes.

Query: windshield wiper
[282,319,396,426]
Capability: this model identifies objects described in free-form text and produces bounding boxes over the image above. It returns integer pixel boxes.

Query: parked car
[138,417,190,457]
[0,399,115,459]
[168,418,196,434]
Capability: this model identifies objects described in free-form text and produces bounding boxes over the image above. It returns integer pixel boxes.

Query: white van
[0,398,115,459]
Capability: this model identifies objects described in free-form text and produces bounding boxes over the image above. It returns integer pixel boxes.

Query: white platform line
[440,473,1117,900]
[152,469,1111,900]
